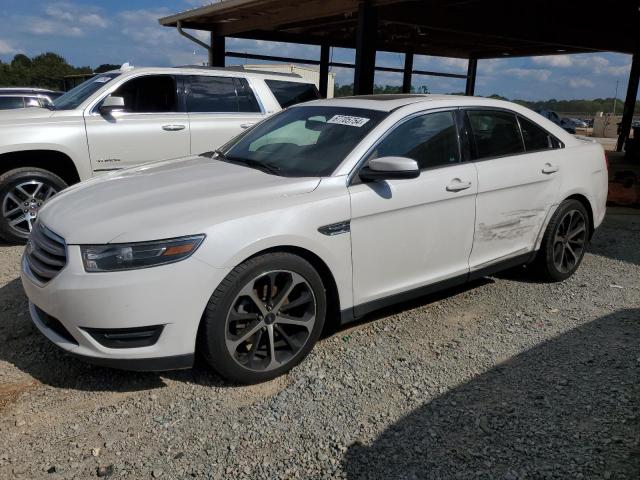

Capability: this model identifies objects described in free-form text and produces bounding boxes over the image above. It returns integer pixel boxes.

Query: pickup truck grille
[26,223,67,284]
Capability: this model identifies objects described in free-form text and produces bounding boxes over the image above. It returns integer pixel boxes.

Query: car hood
[0,107,55,124]
[39,155,321,244]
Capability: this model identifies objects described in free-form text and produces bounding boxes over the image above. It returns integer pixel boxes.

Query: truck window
[112,75,178,113]
[0,97,25,109]
[264,80,320,108]
[187,76,261,113]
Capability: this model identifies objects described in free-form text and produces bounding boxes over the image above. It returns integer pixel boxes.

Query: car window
[0,97,24,109]
[53,73,120,110]
[224,106,387,177]
[234,78,261,113]
[112,75,178,113]
[467,110,524,159]
[24,97,41,108]
[519,115,556,152]
[188,76,239,113]
[264,80,320,108]
[368,111,460,169]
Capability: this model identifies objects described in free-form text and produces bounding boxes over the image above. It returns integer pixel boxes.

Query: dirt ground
[0,212,638,479]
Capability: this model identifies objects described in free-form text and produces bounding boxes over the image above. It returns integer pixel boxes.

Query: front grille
[34,305,78,345]
[26,222,67,284]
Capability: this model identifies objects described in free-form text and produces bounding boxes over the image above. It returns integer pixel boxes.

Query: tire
[0,167,67,244]
[532,199,590,282]
[198,252,327,384]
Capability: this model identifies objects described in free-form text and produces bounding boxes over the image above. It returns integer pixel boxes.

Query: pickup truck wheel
[198,252,327,384]
[0,168,67,244]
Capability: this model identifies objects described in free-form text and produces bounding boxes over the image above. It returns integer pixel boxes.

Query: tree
[95,64,121,73]
[0,52,92,90]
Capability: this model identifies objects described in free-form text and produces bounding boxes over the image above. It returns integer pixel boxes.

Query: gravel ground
[0,213,638,479]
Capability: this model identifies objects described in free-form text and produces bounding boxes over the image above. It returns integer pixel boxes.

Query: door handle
[542,163,559,174]
[446,179,472,192]
[240,123,256,129]
[162,124,186,131]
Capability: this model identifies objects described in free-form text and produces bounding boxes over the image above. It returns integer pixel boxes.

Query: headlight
[81,235,205,272]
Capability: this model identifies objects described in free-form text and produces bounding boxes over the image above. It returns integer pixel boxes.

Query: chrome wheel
[225,270,316,372]
[2,180,57,238]
[552,209,587,273]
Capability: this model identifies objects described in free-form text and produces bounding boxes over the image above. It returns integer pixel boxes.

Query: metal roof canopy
[160,0,640,152]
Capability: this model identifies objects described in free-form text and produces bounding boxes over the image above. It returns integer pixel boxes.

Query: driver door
[85,74,190,173]
[348,110,478,311]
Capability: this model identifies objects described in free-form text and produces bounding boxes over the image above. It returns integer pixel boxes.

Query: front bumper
[21,245,229,371]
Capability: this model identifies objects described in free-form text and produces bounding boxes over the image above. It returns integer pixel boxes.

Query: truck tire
[0,167,67,244]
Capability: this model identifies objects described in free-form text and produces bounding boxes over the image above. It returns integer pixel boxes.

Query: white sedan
[20,95,608,383]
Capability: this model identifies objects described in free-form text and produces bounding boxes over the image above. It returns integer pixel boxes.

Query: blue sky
[0,0,634,101]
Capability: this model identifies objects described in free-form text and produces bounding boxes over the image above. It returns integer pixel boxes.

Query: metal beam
[210,34,225,67]
[319,44,330,97]
[402,51,413,93]
[354,2,377,95]
[465,57,477,96]
[616,49,640,152]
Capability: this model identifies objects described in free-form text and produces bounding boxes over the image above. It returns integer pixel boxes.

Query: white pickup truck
[0,65,320,242]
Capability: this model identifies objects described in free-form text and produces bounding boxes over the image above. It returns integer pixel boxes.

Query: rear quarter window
[264,80,320,108]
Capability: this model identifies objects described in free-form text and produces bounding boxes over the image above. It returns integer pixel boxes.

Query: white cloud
[568,77,595,88]
[0,39,17,55]
[27,19,84,37]
[533,55,573,68]
[20,2,107,38]
[504,68,552,82]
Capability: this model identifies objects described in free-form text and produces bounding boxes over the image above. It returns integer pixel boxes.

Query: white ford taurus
[20,95,608,383]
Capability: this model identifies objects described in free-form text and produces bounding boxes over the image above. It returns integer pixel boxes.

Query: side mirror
[359,156,420,181]
[99,95,125,115]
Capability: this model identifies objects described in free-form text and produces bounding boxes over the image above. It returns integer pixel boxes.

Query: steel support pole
[319,44,330,98]
[210,33,225,67]
[465,57,477,96]
[402,51,414,93]
[354,1,377,95]
[616,49,640,152]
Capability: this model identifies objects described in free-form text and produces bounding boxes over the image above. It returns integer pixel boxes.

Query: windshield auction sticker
[327,115,370,127]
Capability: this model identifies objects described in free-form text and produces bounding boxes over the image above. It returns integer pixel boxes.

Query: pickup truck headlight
[81,235,205,272]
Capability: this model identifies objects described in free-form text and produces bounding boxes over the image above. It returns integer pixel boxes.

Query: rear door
[85,74,190,172]
[186,75,265,154]
[466,109,563,270]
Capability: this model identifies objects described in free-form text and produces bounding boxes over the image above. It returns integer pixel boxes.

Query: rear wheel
[0,168,66,244]
[533,199,590,281]
[198,252,326,384]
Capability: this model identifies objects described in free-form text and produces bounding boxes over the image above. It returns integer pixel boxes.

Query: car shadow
[342,308,640,479]
[326,278,494,337]
[1,272,494,393]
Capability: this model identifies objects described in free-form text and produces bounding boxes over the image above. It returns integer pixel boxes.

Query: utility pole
[613,79,619,114]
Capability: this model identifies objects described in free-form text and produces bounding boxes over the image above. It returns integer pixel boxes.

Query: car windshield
[222,106,387,177]
[52,73,120,110]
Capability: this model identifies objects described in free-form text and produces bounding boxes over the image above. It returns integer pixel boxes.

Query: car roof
[104,66,314,83]
[0,87,56,93]
[298,94,523,112]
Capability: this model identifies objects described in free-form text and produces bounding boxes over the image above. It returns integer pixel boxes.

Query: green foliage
[334,83,429,97]
[95,64,121,74]
[334,83,637,113]
[0,52,92,90]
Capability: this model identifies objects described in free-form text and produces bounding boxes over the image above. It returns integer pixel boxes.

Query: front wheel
[532,199,590,281]
[0,168,67,244]
[198,252,327,384]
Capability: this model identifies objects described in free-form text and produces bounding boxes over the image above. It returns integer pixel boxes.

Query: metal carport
[159,0,640,152]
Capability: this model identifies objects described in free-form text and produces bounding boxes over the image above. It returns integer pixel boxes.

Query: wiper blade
[240,159,281,175]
